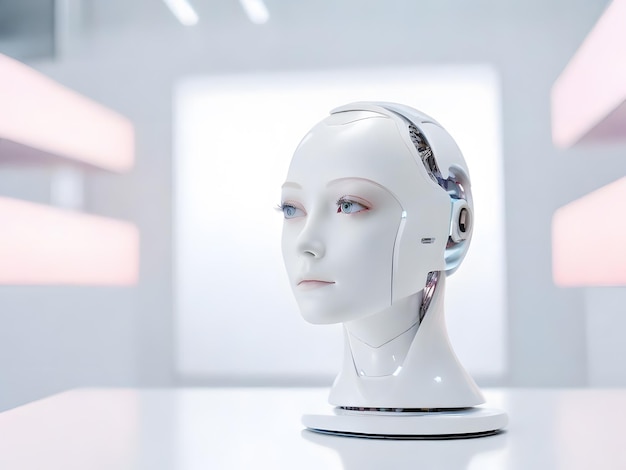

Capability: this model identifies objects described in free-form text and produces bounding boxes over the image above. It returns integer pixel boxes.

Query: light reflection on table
[0,388,624,469]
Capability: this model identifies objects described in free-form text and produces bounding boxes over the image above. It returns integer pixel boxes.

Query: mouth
[297,280,335,291]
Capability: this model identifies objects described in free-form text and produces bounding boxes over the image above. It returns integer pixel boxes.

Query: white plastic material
[328,277,484,409]
[280,102,506,435]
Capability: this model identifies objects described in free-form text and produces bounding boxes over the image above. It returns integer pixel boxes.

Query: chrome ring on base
[303,407,508,439]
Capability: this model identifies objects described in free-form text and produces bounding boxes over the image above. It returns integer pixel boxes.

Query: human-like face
[280,115,405,324]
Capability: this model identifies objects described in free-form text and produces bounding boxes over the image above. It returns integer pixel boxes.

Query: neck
[343,292,422,377]
[344,293,422,347]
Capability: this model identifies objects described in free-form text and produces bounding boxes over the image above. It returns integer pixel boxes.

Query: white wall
[1,0,624,411]
[586,288,626,386]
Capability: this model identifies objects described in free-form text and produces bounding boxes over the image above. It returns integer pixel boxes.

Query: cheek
[331,215,400,270]
[326,215,401,314]
[280,224,289,258]
[281,221,304,281]
[281,222,298,256]
[289,212,403,324]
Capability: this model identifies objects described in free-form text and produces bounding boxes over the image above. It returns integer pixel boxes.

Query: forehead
[285,112,424,193]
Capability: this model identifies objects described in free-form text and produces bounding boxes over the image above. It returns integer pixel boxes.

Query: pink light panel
[0,53,134,172]
[551,0,626,148]
[552,177,626,286]
[0,197,139,285]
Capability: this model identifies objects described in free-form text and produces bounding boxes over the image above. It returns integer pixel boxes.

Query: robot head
[280,102,473,324]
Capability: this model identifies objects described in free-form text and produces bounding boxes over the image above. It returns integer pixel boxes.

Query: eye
[280,203,305,219]
[336,198,369,214]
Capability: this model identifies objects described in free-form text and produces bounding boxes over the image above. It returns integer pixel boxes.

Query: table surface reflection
[0,387,625,469]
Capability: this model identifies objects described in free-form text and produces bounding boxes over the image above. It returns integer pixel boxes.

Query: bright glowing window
[174,67,505,381]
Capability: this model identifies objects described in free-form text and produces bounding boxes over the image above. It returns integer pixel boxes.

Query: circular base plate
[303,407,508,439]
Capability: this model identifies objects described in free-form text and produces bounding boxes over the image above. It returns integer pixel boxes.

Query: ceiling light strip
[162,0,199,26]
[239,0,269,24]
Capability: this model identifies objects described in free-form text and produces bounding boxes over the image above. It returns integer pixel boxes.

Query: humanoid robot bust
[280,102,507,437]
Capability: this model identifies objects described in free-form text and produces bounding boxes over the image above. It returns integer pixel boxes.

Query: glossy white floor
[0,388,624,469]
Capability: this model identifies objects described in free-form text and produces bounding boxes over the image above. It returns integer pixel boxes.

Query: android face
[280,112,411,324]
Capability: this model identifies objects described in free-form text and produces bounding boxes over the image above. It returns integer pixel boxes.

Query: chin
[297,302,376,325]
[300,312,338,325]
[298,305,342,325]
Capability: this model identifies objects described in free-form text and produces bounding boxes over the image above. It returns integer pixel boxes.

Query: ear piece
[450,199,472,243]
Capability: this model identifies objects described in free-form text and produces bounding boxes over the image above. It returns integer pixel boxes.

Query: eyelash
[277,202,305,219]
[276,198,370,216]
[336,197,370,214]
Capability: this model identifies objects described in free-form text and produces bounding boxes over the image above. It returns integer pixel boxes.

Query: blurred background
[1,0,625,412]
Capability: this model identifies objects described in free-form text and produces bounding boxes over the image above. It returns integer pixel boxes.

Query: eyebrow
[281,182,302,189]
[325,177,379,188]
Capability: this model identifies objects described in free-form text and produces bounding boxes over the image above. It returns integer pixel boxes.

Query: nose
[296,219,326,259]
[298,238,325,258]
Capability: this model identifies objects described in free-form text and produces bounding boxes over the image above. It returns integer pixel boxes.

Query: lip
[297,280,335,291]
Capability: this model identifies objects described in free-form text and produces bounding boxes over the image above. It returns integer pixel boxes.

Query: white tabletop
[0,387,624,469]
